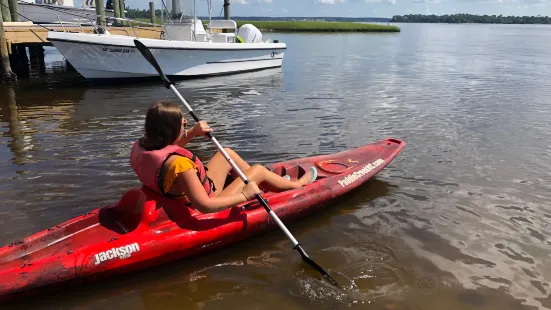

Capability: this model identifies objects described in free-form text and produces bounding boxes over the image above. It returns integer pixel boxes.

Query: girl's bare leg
[205,148,252,196]
[206,148,315,197]
[218,164,315,198]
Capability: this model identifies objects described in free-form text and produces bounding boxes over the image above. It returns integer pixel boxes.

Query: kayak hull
[0,138,405,300]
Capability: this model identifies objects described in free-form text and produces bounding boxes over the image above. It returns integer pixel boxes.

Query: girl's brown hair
[139,100,183,151]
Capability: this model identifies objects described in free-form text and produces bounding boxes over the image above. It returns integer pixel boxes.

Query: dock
[4,24,163,46]
[1,22,162,81]
[0,0,161,83]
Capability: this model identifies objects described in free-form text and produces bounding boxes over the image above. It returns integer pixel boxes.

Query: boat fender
[236,35,244,43]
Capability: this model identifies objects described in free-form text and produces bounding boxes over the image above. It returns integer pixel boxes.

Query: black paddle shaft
[133,39,340,288]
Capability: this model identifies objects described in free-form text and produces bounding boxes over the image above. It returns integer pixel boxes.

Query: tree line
[391,14,551,24]
[125,8,162,19]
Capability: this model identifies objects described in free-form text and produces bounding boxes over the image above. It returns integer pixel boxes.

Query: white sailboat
[47,0,286,80]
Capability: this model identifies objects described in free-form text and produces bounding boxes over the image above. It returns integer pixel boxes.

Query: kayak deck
[0,138,405,299]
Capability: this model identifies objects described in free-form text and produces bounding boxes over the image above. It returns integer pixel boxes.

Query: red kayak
[0,138,404,300]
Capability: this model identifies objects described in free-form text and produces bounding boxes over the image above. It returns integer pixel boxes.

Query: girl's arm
[176,129,193,148]
[176,121,213,148]
[177,169,257,213]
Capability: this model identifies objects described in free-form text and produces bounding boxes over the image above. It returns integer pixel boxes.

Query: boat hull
[0,138,404,300]
[48,32,287,79]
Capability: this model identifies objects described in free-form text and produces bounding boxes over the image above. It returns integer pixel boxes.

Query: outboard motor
[236,24,263,43]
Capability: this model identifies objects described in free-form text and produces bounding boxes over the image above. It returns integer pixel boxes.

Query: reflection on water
[2,24,551,309]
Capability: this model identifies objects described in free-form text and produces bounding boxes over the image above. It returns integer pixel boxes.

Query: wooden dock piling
[9,44,29,77]
[112,0,121,26]
[7,0,17,22]
[149,1,155,25]
[1,10,17,83]
[1,0,11,22]
[171,0,179,19]
[28,45,44,74]
[224,0,230,20]
[119,0,126,26]
[94,0,106,27]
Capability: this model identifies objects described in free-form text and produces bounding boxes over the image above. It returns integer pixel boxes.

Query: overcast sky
[111,0,550,18]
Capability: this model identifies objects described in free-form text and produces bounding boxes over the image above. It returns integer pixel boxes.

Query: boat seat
[212,33,235,43]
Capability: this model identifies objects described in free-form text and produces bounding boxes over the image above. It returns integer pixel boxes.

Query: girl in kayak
[130,100,317,214]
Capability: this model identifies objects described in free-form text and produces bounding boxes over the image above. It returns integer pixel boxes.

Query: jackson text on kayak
[94,243,141,265]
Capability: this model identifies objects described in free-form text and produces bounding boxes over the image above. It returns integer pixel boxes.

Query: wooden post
[29,45,45,74]
[8,0,18,22]
[9,45,28,77]
[1,9,16,83]
[224,0,230,20]
[112,0,120,26]
[149,1,155,25]
[171,0,179,20]
[1,0,11,23]
[118,0,126,26]
[94,0,106,27]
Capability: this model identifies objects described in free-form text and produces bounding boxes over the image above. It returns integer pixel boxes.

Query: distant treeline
[210,16,391,23]
[232,20,399,32]
[391,14,551,24]
[125,8,161,19]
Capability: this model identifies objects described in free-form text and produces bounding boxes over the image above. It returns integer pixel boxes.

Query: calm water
[1,23,551,309]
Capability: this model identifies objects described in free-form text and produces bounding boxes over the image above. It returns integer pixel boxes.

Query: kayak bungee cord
[132,38,341,288]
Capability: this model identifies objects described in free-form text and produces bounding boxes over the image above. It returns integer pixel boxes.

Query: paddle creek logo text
[337,159,385,187]
[94,243,140,265]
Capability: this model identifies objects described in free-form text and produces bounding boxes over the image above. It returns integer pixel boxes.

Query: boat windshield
[162,0,211,24]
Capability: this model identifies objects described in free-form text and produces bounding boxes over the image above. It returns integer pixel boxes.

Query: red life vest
[129,139,215,200]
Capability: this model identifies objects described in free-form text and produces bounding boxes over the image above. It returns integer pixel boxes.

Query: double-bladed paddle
[133,39,339,287]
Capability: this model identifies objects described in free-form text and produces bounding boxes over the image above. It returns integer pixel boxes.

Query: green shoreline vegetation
[391,13,551,24]
[233,20,399,32]
[131,18,399,32]
[127,7,399,33]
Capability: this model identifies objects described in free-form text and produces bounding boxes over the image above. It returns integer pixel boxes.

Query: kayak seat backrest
[269,165,309,181]
[286,165,304,180]
[100,188,159,233]
[269,165,302,178]
[270,165,286,177]
[139,185,200,221]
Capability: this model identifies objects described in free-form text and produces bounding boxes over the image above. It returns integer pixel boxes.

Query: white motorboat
[47,0,286,80]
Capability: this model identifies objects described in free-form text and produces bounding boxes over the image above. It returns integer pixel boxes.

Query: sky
[118,0,550,18]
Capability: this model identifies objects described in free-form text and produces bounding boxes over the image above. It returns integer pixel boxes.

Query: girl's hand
[189,121,214,138]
